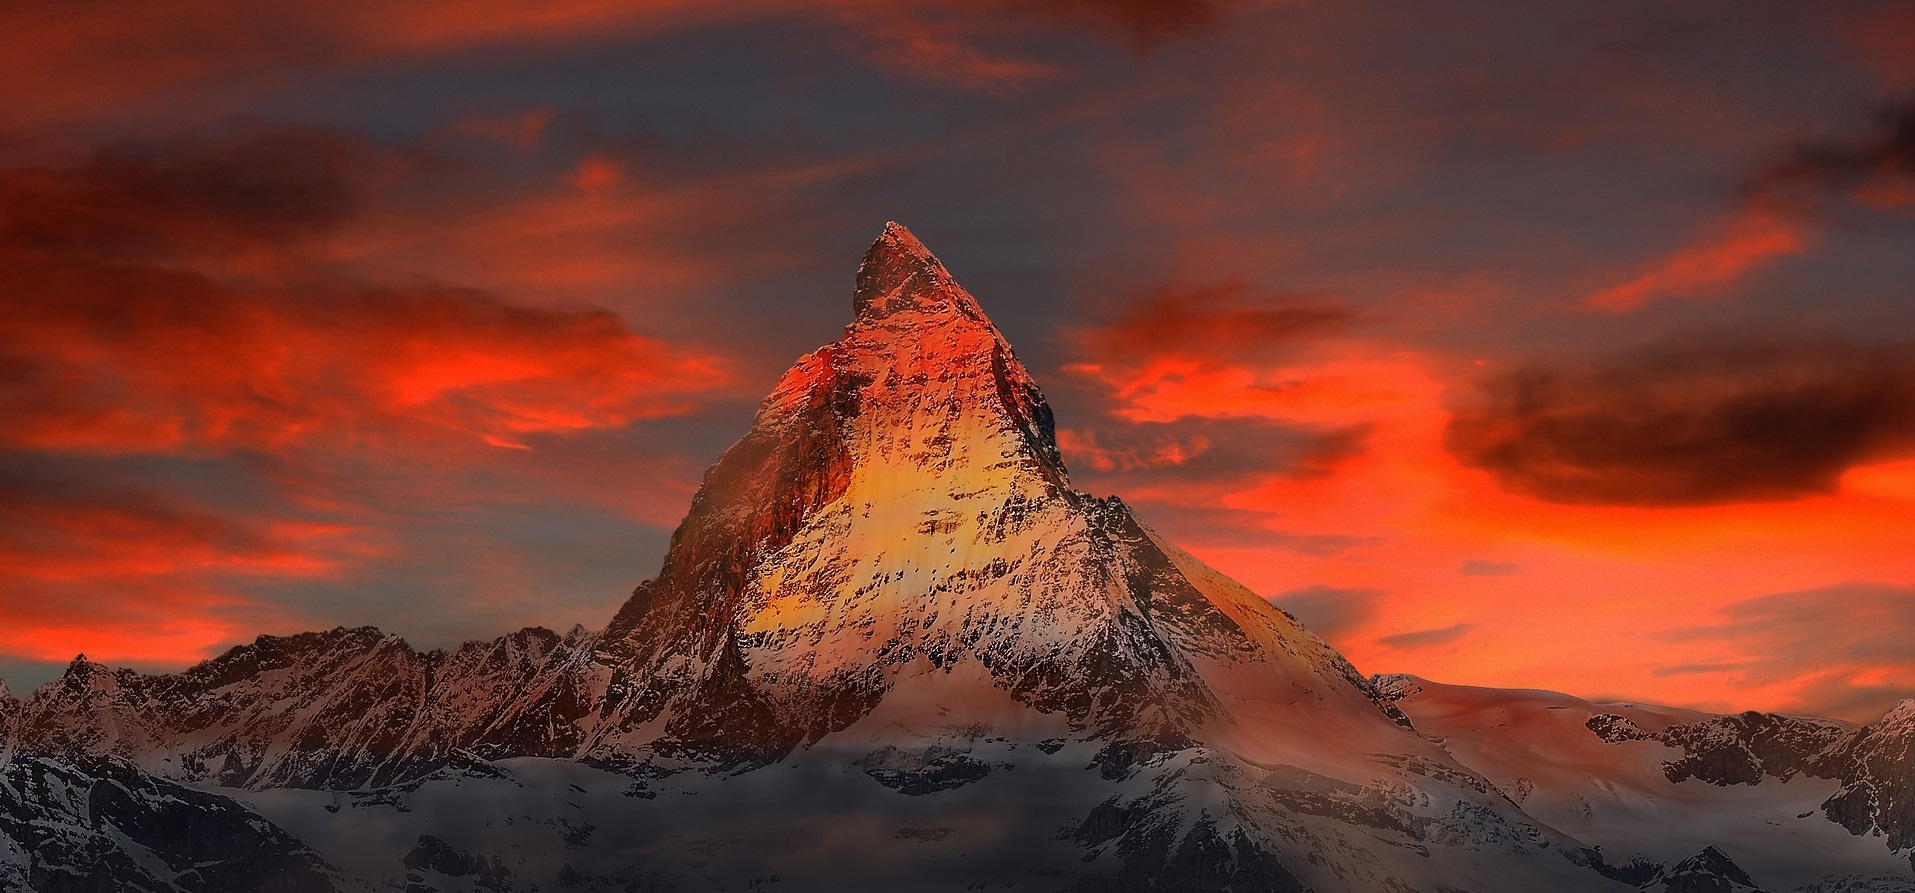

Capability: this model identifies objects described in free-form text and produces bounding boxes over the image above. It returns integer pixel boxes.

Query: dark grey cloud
[966,0,1232,47]
[0,128,370,261]
[1459,559,1522,576]
[1066,415,1368,487]
[1742,94,1915,205]
[1124,501,1380,553]
[1074,280,1357,374]
[1651,661,1745,678]
[1445,332,1915,506]
[1060,414,1373,551]
[1377,623,1473,650]
[1267,585,1384,641]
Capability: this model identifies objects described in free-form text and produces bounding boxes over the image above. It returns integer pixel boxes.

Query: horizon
[4,1,1914,725]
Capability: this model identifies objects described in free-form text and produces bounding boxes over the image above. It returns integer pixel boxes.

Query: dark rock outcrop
[1822,700,1915,850]
[1650,846,1765,893]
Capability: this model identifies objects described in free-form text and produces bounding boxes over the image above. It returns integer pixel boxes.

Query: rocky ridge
[7,626,605,789]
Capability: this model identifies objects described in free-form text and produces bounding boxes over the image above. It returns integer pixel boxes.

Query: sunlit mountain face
[4,2,1915,890]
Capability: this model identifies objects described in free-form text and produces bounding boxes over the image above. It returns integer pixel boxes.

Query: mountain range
[1,224,1910,892]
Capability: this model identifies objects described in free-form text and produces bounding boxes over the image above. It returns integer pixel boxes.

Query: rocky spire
[598,222,1069,717]
[852,221,981,322]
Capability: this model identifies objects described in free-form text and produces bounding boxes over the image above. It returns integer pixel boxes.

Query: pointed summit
[1659,846,1760,890]
[852,222,982,322]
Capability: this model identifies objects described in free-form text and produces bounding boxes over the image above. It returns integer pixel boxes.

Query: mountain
[1,224,1911,892]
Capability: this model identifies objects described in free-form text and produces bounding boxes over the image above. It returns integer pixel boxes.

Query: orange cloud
[565,155,625,197]
[1075,280,1354,372]
[0,479,344,664]
[831,2,1062,92]
[826,0,1234,91]
[323,137,886,319]
[0,128,743,676]
[0,131,728,457]
[919,40,1915,718]
[1588,95,1915,312]
[1585,204,1807,312]
[1659,583,1915,721]
[1064,289,1915,721]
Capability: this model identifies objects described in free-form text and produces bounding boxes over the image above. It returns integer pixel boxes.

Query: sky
[2,0,1912,722]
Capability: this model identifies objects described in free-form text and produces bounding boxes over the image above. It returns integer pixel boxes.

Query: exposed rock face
[1652,846,1765,893]
[402,834,515,893]
[1581,709,1852,785]
[0,681,15,759]
[1824,700,1915,851]
[0,755,346,892]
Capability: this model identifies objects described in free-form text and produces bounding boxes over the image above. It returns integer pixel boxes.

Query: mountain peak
[852,222,981,322]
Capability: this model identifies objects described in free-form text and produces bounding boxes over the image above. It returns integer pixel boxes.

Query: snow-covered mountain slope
[0,223,1908,892]
[0,754,356,892]
[1377,674,1915,891]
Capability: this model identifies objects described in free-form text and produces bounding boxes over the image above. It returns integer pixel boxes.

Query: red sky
[3,0,1913,721]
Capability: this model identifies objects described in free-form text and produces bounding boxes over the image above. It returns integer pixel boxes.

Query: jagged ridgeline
[1,224,1910,893]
